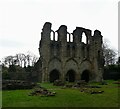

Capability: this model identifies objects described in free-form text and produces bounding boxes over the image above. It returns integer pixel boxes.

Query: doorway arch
[49,69,60,82]
[81,70,90,82]
[66,70,76,82]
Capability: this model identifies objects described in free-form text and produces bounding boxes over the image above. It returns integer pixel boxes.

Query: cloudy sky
[0,0,118,60]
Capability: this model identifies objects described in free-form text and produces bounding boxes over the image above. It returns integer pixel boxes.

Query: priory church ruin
[38,22,104,82]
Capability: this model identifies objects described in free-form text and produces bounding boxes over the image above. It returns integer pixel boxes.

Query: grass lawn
[2,80,119,107]
[0,91,2,108]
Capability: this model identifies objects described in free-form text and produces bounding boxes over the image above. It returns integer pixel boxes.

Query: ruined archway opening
[81,70,90,82]
[66,70,76,82]
[49,69,60,82]
[81,32,87,44]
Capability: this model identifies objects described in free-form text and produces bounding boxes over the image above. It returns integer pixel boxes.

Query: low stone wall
[2,80,36,90]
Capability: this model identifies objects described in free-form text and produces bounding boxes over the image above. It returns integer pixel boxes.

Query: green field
[2,80,119,107]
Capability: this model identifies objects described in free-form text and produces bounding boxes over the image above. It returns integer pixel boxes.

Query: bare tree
[116,56,120,65]
[2,51,39,67]
[4,56,14,66]
[31,55,39,66]
[16,53,26,67]
[26,51,39,66]
[103,39,117,66]
[26,54,31,66]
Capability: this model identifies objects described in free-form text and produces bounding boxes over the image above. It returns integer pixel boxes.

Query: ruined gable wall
[39,22,104,82]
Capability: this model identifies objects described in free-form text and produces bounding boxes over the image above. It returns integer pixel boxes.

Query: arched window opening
[70,34,73,42]
[92,31,94,36]
[55,32,58,41]
[67,33,70,42]
[50,31,54,40]
[82,32,87,44]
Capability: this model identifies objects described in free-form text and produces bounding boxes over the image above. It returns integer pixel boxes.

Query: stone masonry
[38,22,104,82]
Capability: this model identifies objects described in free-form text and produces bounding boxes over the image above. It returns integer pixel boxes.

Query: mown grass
[2,80,119,107]
[0,91,2,108]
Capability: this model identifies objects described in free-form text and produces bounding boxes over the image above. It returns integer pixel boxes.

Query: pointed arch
[65,59,78,82]
[66,58,78,65]
[80,60,92,73]
[48,58,62,76]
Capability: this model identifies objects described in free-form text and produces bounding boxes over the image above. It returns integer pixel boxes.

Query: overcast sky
[0,0,118,60]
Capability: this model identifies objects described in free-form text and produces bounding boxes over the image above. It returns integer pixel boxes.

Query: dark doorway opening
[81,70,90,82]
[66,70,76,82]
[49,69,60,82]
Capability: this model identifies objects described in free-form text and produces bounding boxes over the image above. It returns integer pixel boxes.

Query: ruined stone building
[38,22,104,82]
